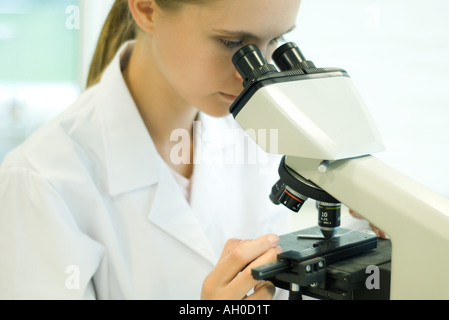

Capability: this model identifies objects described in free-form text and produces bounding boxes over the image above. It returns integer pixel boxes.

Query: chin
[198,101,233,118]
[206,109,231,118]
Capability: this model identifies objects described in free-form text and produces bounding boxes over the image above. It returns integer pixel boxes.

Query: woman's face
[149,0,301,117]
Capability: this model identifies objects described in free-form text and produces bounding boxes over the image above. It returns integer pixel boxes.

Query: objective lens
[232,44,277,87]
[317,201,341,240]
[272,42,315,71]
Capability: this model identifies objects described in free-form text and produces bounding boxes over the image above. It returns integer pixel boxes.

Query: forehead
[186,0,301,38]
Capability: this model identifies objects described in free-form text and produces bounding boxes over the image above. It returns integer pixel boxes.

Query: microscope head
[230,42,384,160]
[230,42,385,239]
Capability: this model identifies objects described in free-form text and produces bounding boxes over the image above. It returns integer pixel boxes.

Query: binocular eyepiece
[232,42,316,87]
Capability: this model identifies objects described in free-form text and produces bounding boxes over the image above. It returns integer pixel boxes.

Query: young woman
[0,0,302,299]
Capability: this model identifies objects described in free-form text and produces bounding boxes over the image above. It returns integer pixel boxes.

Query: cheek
[163,46,233,97]
[155,35,226,93]
[194,54,233,90]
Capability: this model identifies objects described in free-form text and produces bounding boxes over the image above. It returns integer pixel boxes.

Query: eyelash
[220,39,244,49]
[220,36,286,50]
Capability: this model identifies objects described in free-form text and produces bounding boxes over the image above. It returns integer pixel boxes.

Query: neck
[123,39,197,178]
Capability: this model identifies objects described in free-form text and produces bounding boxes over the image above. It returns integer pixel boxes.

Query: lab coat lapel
[96,41,161,196]
[189,155,226,237]
[147,166,218,266]
[189,160,227,257]
[189,113,232,254]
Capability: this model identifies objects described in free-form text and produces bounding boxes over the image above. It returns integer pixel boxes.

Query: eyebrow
[213,25,296,40]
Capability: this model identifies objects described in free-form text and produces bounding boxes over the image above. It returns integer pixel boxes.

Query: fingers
[244,281,276,300]
[348,208,363,219]
[226,246,281,299]
[218,238,245,260]
[349,209,388,239]
[369,223,388,239]
[201,234,281,300]
[215,234,279,284]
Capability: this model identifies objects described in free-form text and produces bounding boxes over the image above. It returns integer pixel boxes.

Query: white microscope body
[230,43,449,299]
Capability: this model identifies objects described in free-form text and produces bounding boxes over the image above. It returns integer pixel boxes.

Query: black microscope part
[317,202,341,240]
[232,44,277,87]
[272,42,316,71]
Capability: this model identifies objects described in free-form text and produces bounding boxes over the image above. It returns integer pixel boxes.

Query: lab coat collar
[95,42,163,196]
[147,165,220,265]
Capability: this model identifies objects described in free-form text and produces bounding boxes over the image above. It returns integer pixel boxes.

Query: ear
[128,0,158,34]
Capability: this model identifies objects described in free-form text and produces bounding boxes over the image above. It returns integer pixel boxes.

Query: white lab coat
[0,42,292,299]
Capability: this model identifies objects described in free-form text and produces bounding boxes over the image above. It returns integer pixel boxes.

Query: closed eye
[219,39,244,49]
[220,35,286,51]
[216,25,295,51]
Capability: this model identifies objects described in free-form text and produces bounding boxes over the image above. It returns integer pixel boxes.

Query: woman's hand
[349,209,388,239]
[201,234,282,300]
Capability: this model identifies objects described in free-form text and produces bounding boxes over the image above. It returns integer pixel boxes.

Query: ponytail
[86,0,207,88]
[86,0,136,88]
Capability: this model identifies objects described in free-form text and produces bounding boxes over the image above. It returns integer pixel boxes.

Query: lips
[220,92,239,102]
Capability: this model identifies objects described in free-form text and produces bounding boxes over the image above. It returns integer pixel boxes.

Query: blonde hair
[86,0,205,88]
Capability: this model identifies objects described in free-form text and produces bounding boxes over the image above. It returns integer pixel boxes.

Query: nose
[251,41,276,63]
[262,46,277,64]
[234,68,243,81]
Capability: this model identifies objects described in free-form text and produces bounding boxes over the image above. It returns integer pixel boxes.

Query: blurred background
[0,0,113,164]
[0,0,448,199]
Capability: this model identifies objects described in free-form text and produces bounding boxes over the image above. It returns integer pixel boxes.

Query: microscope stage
[278,226,378,265]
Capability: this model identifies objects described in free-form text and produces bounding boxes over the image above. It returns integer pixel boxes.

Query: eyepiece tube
[272,42,315,71]
[232,44,277,87]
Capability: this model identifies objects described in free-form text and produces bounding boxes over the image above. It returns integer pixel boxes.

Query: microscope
[230,43,449,299]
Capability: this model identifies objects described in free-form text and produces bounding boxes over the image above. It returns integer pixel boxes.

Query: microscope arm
[285,155,449,299]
